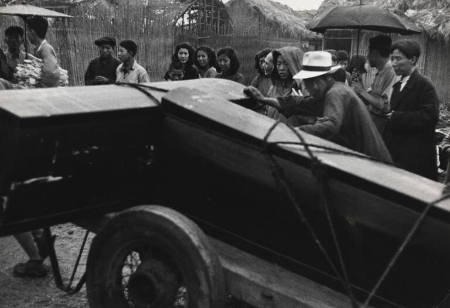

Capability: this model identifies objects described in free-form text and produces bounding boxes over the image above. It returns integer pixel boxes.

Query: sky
[222,0,324,10]
[269,0,324,10]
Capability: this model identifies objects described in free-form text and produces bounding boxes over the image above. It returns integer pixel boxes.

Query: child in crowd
[116,40,150,83]
[165,61,185,81]
[334,49,351,84]
[348,55,369,88]
[165,42,198,80]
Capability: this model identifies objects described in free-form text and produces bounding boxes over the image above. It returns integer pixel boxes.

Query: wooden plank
[75,212,359,307]
[0,79,247,119]
[213,238,356,308]
[150,79,247,102]
[0,85,162,119]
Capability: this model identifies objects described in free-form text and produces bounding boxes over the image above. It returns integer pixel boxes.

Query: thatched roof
[0,0,84,6]
[226,0,321,39]
[316,0,450,40]
[1,0,187,10]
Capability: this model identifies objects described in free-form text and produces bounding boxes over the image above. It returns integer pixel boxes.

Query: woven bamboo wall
[59,1,176,84]
[0,1,176,85]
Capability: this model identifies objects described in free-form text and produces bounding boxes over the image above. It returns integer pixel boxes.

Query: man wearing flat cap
[116,40,150,84]
[84,36,121,85]
[245,51,392,162]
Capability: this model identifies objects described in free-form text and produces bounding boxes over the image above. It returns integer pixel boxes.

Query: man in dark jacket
[84,36,120,85]
[383,39,440,180]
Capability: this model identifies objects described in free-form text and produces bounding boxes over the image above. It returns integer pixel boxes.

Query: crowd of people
[83,37,247,85]
[0,18,442,278]
[82,35,439,177]
[244,36,439,181]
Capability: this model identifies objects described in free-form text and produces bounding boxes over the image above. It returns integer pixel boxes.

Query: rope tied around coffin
[263,120,450,308]
[118,81,450,307]
[262,119,360,308]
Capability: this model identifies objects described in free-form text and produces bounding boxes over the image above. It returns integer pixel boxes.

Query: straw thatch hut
[226,0,321,49]
[175,0,232,37]
[313,0,450,105]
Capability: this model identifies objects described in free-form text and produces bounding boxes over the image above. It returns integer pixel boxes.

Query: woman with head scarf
[194,46,218,78]
[165,42,199,80]
[264,46,310,121]
[250,48,272,96]
[266,46,304,98]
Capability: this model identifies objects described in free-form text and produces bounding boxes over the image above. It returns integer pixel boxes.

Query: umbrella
[0,4,72,18]
[309,4,421,53]
[0,4,72,55]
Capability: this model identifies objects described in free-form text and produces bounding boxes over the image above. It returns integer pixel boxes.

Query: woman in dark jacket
[164,42,199,80]
[383,39,440,180]
[216,47,245,85]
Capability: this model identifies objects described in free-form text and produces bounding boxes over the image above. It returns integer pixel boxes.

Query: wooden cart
[1,80,449,307]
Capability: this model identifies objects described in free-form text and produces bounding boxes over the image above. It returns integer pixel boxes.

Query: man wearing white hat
[245,51,392,162]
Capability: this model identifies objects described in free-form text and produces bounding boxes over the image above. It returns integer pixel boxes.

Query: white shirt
[116,61,150,84]
[399,67,416,92]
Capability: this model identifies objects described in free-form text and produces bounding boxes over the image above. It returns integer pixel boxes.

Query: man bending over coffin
[245,51,392,163]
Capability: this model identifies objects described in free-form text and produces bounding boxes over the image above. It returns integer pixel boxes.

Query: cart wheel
[86,205,225,308]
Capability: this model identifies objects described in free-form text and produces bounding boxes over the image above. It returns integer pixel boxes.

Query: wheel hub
[127,258,178,307]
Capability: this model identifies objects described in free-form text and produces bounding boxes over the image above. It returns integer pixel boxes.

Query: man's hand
[386,111,394,120]
[94,76,109,83]
[244,86,265,101]
[352,82,364,95]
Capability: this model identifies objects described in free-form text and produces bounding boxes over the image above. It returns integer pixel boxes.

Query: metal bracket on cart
[44,227,88,295]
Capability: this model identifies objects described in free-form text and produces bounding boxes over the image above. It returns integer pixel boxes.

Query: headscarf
[272,46,303,79]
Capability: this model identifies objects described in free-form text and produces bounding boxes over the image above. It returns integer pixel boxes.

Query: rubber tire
[86,205,225,308]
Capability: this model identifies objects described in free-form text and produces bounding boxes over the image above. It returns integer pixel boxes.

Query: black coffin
[0,85,162,234]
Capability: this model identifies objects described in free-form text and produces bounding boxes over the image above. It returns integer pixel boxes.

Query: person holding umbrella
[353,35,397,134]
[85,36,121,85]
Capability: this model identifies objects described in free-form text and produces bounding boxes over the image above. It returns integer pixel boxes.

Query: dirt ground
[0,224,93,308]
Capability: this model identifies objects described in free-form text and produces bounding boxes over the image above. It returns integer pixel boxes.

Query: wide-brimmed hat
[95,36,116,47]
[293,51,341,80]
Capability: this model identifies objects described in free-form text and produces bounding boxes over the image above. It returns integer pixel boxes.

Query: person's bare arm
[40,46,59,87]
[244,86,281,110]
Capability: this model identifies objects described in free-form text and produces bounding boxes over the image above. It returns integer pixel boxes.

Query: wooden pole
[357,29,360,55]
[22,16,29,59]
